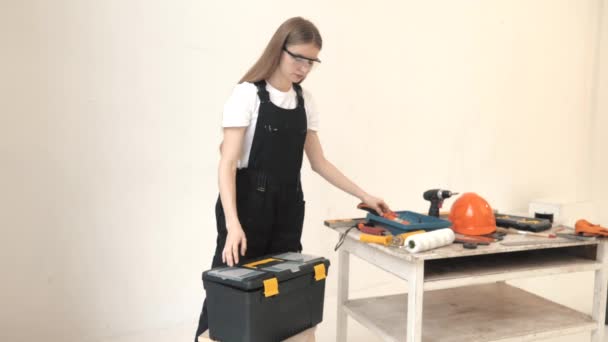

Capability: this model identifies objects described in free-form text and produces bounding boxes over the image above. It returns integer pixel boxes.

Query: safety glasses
[283,47,321,68]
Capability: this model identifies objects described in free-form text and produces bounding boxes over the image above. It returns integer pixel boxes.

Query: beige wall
[593,2,608,222]
[0,0,605,341]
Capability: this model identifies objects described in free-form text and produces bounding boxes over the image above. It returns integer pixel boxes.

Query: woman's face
[279,42,321,84]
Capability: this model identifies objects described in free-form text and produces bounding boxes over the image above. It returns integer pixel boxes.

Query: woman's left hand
[361,194,390,215]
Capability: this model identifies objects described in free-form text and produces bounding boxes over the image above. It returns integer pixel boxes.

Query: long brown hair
[239,17,322,84]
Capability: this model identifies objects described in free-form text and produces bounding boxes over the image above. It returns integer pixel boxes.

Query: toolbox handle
[244,258,279,269]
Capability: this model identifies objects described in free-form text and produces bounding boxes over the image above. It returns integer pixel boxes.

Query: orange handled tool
[357,222,389,235]
[360,230,425,247]
[357,203,411,225]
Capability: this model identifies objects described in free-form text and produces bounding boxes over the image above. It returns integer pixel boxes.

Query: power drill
[423,189,458,217]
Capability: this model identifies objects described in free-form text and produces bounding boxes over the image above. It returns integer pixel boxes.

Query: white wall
[0,1,605,341]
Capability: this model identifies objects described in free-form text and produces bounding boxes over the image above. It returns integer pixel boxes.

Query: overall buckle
[256,173,266,192]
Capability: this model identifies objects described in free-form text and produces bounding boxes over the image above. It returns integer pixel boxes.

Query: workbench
[326,219,608,342]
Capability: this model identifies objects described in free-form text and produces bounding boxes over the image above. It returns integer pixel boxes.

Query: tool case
[366,210,452,233]
[495,213,552,232]
[203,252,330,342]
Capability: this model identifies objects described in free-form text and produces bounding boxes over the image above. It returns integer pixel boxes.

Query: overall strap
[253,80,270,103]
[293,83,305,109]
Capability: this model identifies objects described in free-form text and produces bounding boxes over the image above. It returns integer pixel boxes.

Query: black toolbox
[203,252,330,342]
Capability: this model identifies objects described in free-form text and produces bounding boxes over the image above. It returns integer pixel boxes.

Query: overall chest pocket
[262,122,307,146]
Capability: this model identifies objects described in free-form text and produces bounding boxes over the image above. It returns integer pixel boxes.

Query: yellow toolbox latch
[263,278,279,297]
[314,264,326,281]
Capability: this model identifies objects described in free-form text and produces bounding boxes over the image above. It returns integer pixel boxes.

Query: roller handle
[360,234,392,245]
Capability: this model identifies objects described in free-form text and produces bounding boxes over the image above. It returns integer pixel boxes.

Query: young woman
[195,16,390,341]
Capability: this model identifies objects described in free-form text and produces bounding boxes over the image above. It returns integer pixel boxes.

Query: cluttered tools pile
[334,189,608,253]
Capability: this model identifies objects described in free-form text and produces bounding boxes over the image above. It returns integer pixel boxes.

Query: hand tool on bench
[360,230,425,247]
[324,218,366,228]
[555,232,597,241]
[552,225,597,240]
[500,239,574,247]
[497,227,556,238]
[356,222,389,235]
[334,222,397,251]
[357,203,411,225]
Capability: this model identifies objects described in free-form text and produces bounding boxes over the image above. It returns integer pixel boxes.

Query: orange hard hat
[448,192,496,236]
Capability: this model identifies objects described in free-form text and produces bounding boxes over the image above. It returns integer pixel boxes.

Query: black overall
[195,80,308,340]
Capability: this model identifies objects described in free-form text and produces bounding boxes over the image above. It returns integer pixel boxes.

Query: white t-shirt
[222,81,320,168]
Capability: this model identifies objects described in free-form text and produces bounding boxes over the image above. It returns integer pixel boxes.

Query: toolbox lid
[203,252,330,292]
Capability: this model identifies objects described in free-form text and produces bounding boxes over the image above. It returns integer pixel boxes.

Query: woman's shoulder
[226,82,259,105]
[232,81,258,95]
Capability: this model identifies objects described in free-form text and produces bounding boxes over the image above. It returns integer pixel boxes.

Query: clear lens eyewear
[283,47,321,69]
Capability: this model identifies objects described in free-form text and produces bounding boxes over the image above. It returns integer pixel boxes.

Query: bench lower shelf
[344,282,596,342]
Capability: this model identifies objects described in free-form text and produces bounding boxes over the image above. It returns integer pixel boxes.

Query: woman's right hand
[222,224,247,267]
